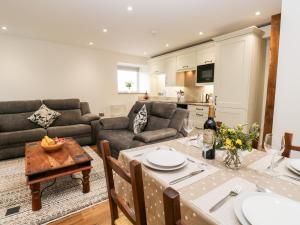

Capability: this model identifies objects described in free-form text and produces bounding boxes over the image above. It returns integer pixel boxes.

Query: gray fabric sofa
[0,99,99,160]
[97,101,189,158]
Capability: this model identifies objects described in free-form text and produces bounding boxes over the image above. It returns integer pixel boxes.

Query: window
[117,65,150,93]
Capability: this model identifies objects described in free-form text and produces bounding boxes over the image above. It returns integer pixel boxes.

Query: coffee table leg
[30,183,41,211]
[82,169,91,193]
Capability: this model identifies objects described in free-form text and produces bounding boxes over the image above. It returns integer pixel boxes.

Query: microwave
[196,63,215,84]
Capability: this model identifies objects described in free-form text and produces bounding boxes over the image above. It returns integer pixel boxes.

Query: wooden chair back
[163,187,185,225]
[100,140,147,225]
[282,132,300,158]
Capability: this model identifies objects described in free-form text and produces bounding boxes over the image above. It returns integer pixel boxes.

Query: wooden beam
[263,14,281,138]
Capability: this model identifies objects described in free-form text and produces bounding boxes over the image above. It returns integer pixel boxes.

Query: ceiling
[0,0,282,57]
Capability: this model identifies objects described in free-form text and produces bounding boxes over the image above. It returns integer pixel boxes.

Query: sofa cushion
[43,99,80,110]
[51,109,83,126]
[100,117,129,130]
[28,104,61,128]
[0,100,42,114]
[145,115,170,131]
[47,124,91,137]
[151,102,176,119]
[133,104,147,134]
[0,128,46,146]
[169,108,189,131]
[134,128,177,143]
[128,101,152,132]
[98,130,135,150]
[0,112,40,132]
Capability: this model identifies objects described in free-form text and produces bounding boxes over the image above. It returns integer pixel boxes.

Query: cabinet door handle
[196,113,204,116]
[196,108,204,110]
[204,60,213,64]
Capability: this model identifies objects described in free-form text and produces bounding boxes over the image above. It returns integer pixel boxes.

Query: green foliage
[125,81,133,89]
[216,123,260,152]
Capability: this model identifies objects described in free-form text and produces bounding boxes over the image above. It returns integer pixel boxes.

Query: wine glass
[183,118,194,144]
[264,133,285,176]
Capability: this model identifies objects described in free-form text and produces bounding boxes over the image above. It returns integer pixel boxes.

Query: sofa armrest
[134,128,177,143]
[100,117,129,130]
[82,113,100,123]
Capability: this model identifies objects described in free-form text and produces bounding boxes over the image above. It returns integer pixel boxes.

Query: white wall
[273,0,300,148]
[0,35,147,116]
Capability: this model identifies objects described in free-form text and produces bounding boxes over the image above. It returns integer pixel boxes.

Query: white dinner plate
[289,159,300,172]
[242,193,300,225]
[286,163,300,176]
[233,192,254,225]
[142,158,188,171]
[146,149,186,167]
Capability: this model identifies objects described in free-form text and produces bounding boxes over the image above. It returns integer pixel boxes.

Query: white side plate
[242,193,300,225]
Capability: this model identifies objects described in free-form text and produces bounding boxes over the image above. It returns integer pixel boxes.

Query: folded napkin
[123,145,219,189]
[192,177,255,225]
[177,135,203,148]
[249,155,300,185]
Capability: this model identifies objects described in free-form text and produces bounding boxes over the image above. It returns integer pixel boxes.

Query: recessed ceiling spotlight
[165,43,169,48]
[143,52,147,55]
[127,6,133,11]
[199,31,203,35]
[102,28,108,33]
[255,11,261,16]
[89,42,94,46]
[1,26,7,30]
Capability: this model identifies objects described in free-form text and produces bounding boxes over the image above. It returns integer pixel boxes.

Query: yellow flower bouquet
[216,123,260,169]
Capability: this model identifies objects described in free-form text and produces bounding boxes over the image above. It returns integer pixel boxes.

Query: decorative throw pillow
[28,104,61,128]
[133,104,147,134]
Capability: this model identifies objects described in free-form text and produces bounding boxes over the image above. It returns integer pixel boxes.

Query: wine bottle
[202,105,216,159]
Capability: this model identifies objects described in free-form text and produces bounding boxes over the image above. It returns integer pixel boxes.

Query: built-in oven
[196,63,215,84]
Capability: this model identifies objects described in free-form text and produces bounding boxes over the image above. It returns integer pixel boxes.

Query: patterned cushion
[28,104,61,128]
[133,104,147,134]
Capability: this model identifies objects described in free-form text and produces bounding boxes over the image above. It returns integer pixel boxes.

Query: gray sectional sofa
[97,101,189,158]
[0,99,99,160]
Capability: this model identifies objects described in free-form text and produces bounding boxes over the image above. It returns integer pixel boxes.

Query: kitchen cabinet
[213,26,264,127]
[176,52,196,71]
[149,60,165,75]
[165,57,177,86]
[196,47,216,65]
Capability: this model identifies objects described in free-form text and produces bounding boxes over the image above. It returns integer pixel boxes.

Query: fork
[209,185,242,213]
[133,147,161,157]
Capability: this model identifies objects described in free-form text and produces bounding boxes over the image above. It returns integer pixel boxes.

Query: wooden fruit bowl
[41,142,65,152]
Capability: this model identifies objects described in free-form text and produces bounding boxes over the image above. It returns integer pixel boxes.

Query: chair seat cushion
[98,130,135,150]
[47,124,91,137]
[0,128,46,146]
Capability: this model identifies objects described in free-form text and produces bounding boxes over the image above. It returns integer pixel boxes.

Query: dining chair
[100,140,147,225]
[282,132,300,158]
[163,187,186,225]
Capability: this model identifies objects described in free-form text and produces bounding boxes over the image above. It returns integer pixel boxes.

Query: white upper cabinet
[213,26,264,126]
[196,47,216,65]
[149,60,165,75]
[176,52,196,71]
[165,57,177,86]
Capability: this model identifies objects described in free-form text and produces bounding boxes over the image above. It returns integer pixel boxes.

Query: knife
[267,156,285,169]
[282,175,300,182]
[169,170,204,185]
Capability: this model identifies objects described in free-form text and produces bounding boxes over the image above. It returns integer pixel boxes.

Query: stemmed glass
[264,133,285,176]
[183,117,194,145]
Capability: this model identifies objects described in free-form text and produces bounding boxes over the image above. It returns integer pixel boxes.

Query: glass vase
[223,149,243,170]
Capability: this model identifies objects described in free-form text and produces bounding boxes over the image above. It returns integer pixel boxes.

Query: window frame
[117,64,146,94]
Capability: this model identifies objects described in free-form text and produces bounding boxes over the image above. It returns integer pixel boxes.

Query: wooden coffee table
[25,138,93,211]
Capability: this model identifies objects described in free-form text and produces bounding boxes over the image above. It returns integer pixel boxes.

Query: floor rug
[0,147,108,225]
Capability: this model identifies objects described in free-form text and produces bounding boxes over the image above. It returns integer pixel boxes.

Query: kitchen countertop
[151,100,210,106]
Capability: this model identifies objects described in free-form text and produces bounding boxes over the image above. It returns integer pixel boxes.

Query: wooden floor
[49,200,111,225]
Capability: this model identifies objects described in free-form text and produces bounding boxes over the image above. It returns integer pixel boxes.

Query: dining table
[114,136,300,225]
